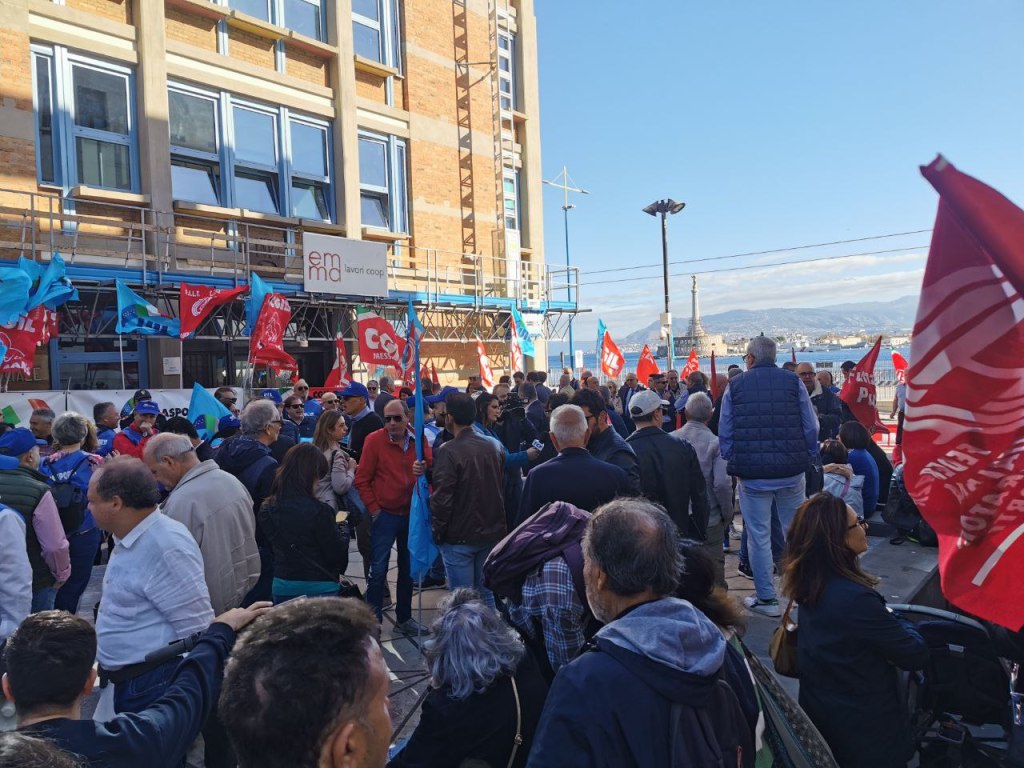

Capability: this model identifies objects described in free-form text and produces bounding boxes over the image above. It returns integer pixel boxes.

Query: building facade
[0,0,575,390]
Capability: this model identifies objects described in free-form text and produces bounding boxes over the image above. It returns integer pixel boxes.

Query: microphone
[143,631,204,663]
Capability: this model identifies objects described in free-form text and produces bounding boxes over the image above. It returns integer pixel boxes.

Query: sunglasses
[223,398,237,405]
[322,399,338,405]
[367,387,379,391]
[383,415,405,423]
[288,404,304,410]
[296,386,308,391]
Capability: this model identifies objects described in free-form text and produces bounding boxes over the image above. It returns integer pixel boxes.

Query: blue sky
[534,1,1024,347]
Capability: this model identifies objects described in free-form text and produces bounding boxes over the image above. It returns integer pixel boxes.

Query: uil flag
[903,156,1024,630]
[399,301,424,383]
[324,331,351,389]
[356,307,405,369]
[599,328,624,379]
[636,343,660,386]
[0,267,32,326]
[476,338,495,388]
[179,283,248,340]
[249,293,296,373]
[187,382,231,441]
[0,308,48,376]
[510,305,536,358]
[509,312,525,375]
[115,280,181,337]
[596,320,607,367]
[20,252,77,311]
[892,351,909,384]
[681,347,700,379]
[710,350,719,400]
[838,335,887,434]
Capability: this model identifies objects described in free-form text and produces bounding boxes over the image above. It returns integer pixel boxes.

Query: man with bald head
[144,433,260,614]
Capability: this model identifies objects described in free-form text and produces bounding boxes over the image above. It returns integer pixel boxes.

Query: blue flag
[187,382,231,441]
[20,252,78,311]
[510,305,535,358]
[596,319,607,371]
[0,267,32,325]
[243,274,270,335]
[115,280,181,337]
[406,300,438,581]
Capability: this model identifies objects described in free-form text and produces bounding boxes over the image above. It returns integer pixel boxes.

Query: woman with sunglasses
[781,493,928,768]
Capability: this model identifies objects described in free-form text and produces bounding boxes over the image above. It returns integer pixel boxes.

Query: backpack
[46,454,90,533]
[669,677,756,768]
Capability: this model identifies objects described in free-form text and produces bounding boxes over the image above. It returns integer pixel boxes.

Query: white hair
[684,392,714,423]
[144,432,195,462]
[550,404,588,448]
[241,400,279,435]
[746,336,777,365]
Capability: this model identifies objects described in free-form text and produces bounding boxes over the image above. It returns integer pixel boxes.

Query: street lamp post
[544,166,588,367]
[642,198,685,371]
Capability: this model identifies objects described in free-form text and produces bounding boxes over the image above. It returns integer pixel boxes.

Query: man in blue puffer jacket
[719,335,819,618]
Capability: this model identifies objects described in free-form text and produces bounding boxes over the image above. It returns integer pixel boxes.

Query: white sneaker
[743,596,782,618]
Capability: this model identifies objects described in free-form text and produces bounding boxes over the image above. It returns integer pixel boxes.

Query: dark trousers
[55,527,101,613]
[367,511,412,623]
[242,546,273,605]
[113,657,180,714]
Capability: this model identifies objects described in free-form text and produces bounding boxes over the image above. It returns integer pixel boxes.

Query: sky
[533,1,1024,348]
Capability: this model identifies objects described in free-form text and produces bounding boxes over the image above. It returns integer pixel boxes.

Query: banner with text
[303,233,388,297]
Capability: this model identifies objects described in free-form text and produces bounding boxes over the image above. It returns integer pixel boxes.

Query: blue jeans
[739,502,786,565]
[440,543,495,609]
[55,527,101,614]
[31,587,57,613]
[113,657,180,713]
[368,512,413,623]
[738,477,806,601]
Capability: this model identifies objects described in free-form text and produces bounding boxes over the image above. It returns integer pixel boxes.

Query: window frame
[229,100,282,214]
[223,0,326,41]
[287,115,333,221]
[357,130,407,234]
[503,169,519,232]
[353,0,401,71]
[497,29,516,113]
[168,84,223,206]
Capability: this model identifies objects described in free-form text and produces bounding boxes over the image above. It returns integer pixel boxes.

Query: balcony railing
[0,187,579,311]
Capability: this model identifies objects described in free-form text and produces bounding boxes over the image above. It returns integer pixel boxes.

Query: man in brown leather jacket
[429,392,506,608]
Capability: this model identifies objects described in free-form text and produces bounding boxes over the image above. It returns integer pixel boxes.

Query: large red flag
[179,283,248,340]
[476,339,495,388]
[356,307,405,369]
[324,332,351,389]
[599,329,624,379]
[509,314,526,375]
[838,335,887,434]
[249,293,296,374]
[636,344,659,386]
[0,307,49,376]
[710,349,719,400]
[903,157,1024,630]
[681,347,699,379]
[892,351,909,384]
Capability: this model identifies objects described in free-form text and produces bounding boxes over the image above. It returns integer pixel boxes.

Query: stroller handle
[886,603,989,634]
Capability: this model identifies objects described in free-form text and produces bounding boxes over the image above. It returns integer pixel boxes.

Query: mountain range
[620,295,918,344]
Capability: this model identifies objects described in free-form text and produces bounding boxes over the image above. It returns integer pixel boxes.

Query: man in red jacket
[112,400,160,459]
[354,399,431,635]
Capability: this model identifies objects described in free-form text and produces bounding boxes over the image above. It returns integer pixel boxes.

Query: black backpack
[669,677,756,768]
[46,454,90,533]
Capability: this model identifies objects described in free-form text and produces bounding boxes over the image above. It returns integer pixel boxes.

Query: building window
[32,46,138,191]
[168,84,332,220]
[503,170,519,231]
[223,0,324,41]
[228,0,271,21]
[358,132,406,233]
[497,29,516,112]
[352,0,400,69]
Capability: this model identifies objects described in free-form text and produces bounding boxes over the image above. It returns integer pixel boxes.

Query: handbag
[769,599,799,678]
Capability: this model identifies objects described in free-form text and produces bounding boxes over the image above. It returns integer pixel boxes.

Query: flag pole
[119,334,126,389]
[179,338,184,390]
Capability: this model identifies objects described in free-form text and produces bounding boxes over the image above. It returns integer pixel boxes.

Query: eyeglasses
[269,419,282,426]
[322,399,338,405]
[288,404,304,410]
[383,415,405,423]
[223,398,237,405]
[847,519,868,531]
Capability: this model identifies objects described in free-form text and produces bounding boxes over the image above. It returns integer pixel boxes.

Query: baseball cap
[629,390,670,419]
[340,382,369,399]
[134,389,153,402]
[0,427,47,457]
[218,414,241,430]
[135,400,161,416]
[260,389,283,405]
[425,385,459,405]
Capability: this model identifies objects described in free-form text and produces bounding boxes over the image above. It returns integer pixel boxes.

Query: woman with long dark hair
[258,443,348,603]
[782,493,928,768]
[311,409,357,512]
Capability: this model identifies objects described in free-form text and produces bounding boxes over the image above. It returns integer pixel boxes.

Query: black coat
[626,426,709,540]
[517,448,631,526]
[810,386,844,441]
[349,411,384,460]
[258,495,348,582]
[798,576,929,768]
[388,653,548,768]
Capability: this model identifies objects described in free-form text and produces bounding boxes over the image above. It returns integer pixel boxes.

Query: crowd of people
[0,340,943,767]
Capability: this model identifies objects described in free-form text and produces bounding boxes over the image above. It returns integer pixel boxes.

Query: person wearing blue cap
[0,428,71,613]
[112,400,160,460]
[211,414,241,449]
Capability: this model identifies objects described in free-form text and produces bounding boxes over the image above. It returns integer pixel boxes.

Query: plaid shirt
[506,556,587,672]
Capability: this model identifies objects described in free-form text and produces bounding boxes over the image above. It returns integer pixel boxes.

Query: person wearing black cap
[118,389,167,432]
[0,428,71,612]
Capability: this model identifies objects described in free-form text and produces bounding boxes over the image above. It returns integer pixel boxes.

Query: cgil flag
[115,280,181,337]
[635,343,660,386]
[476,338,495,388]
[838,335,887,434]
[892,351,909,384]
[599,326,624,379]
[681,347,700,379]
[179,283,248,340]
[187,382,231,441]
[356,306,405,369]
[903,156,1024,631]
[249,293,297,374]
[324,331,351,389]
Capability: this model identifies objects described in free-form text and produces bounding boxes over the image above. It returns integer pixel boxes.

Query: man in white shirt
[0,502,31,647]
[88,457,214,714]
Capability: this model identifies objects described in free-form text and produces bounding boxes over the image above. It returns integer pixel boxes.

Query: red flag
[903,157,1024,630]
[710,350,719,400]
[0,308,48,376]
[838,336,887,434]
[356,307,405,369]
[599,329,624,379]
[892,351,909,384]
[324,333,351,389]
[430,362,440,387]
[249,293,297,374]
[681,348,699,379]
[791,347,797,364]
[39,309,58,345]
[509,313,526,375]
[636,344,659,386]
[477,339,495,388]
[179,283,248,340]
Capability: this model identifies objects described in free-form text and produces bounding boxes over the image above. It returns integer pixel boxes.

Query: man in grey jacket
[144,433,261,614]
[672,393,732,587]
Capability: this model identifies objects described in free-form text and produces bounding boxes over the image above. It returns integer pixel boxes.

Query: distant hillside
[621,295,918,344]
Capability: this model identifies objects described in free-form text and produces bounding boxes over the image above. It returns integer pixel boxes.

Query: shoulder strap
[506,675,523,768]
[560,541,588,609]
[840,475,851,496]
